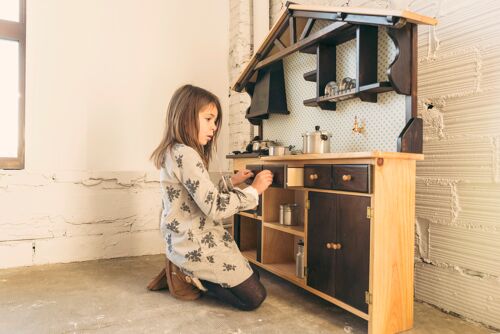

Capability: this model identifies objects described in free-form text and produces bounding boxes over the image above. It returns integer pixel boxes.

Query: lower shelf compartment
[243,254,304,286]
[241,249,257,262]
[242,253,369,321]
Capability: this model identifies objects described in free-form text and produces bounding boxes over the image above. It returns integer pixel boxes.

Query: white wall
[0,0,230,268]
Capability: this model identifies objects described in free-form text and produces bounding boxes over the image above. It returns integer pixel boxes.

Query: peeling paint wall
[412,0,500,330]
[261,0,500,329]
[228,0,254,156]
[0,0,230,268]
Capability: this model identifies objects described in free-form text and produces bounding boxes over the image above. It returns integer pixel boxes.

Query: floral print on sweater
[160,144,257,288]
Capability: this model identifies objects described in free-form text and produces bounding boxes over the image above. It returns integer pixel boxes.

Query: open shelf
[241,249,257,262]
[237,211,262,221]
[234,215,262,262]
[246,256,305,286]
[263,221,305,237]
[304,82,393,107]
[303,69,317,82]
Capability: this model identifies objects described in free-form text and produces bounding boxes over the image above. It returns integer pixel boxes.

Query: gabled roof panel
[232,2,437,92]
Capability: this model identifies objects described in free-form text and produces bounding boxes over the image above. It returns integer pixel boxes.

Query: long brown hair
[150,84,223,169]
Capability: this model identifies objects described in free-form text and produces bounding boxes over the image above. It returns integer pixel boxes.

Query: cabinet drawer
[266,164,285,188]
[332,165,371,193]
[254,165,304,188]
[304,165,332,189]
[244,164,263,185]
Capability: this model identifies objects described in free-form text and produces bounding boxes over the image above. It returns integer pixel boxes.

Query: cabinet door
[307,192,336,296]
[335,195,370,313]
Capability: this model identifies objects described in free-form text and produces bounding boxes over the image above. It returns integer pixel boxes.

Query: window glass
[0,0,19,22]
[0,39,19,158]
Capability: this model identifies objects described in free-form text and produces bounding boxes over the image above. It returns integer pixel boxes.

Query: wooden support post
[300,18,315,40]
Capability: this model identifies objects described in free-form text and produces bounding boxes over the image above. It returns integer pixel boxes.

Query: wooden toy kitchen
[226,3,437,334]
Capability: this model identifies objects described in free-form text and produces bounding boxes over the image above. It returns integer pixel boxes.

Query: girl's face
[198,103,218,146]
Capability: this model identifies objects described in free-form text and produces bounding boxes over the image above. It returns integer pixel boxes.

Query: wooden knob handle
[342,174,352,182]
[309,173,318,180]
[326,242,333,249]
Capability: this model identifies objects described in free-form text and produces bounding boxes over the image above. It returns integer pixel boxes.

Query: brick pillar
[228,0,254,160]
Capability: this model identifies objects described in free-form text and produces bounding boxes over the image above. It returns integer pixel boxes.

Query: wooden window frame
[0,0,26,169]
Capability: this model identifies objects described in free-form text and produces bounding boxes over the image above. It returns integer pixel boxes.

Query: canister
[279,203,298,226]
[302,125,332,154]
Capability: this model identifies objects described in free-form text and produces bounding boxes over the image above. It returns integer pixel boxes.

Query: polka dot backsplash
[263,24,406,153]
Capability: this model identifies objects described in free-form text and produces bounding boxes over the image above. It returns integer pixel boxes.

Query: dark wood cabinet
[307,191,370,313]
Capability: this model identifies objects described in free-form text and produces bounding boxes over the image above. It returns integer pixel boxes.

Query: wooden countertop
[227,151,424,161]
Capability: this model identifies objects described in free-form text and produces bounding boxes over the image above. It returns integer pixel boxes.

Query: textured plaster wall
[0,0,230,268]
[227,0,500,329]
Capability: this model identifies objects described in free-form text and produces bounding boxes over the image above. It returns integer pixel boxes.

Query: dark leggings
[200,268,266,311]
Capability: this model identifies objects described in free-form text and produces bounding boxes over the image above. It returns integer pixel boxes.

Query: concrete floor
[0,255,494,334]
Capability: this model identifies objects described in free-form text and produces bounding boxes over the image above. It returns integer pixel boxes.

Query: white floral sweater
[160,144,258,288]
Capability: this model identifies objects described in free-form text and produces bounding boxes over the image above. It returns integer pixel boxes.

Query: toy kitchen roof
[232,2,437,93]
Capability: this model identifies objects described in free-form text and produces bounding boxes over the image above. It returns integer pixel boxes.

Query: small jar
[279,203,298,226]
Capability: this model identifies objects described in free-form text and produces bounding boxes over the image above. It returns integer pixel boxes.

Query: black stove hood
[246,60,289,121]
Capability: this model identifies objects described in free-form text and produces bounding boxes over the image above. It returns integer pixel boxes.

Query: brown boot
[165,258,201,300]
[147,268,168,291]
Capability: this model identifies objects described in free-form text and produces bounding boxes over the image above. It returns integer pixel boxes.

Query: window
[0,0,26,169]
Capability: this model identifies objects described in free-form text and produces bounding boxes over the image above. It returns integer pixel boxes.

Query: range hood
[246,60,289,120]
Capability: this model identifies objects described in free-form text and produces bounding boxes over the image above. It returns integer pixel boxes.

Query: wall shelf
[304,82,393,107]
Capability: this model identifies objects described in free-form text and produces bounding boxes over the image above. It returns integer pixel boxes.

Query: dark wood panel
[304,164,332,189]
[307,192,336,296]
[256,220,262,262]
[265,164,286,188]
[244,164,263,215]
[357,25,378,103]
[387,24,412,96]
[245,164,263,185]
[332,165,371,193]
[233,214,241,247]
[398,116,423,153]
[334,195,370,313]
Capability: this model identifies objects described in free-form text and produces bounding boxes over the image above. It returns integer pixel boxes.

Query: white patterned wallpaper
[263,24,406,152]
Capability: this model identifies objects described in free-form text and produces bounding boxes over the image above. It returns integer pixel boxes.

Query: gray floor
[0,255,494,334]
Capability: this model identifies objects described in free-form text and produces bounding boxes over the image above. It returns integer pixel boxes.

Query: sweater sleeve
[170,145,258,220]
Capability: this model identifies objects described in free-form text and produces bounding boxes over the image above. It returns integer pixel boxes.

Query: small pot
[269,145,293,156]
[250,139,277,152]
[302,125,331,154]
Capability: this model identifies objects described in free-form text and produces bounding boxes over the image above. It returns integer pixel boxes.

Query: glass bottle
[296,240,305,278]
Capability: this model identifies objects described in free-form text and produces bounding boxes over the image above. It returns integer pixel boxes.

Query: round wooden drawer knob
[309,173,319,180]
[326,242,342,250]
[342,174,352,182]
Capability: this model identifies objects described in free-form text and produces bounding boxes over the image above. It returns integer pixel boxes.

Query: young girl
[149,84,273,311]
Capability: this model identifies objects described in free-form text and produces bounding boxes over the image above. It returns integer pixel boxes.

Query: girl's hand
[251,170,273,194]
[231,169,254,186]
